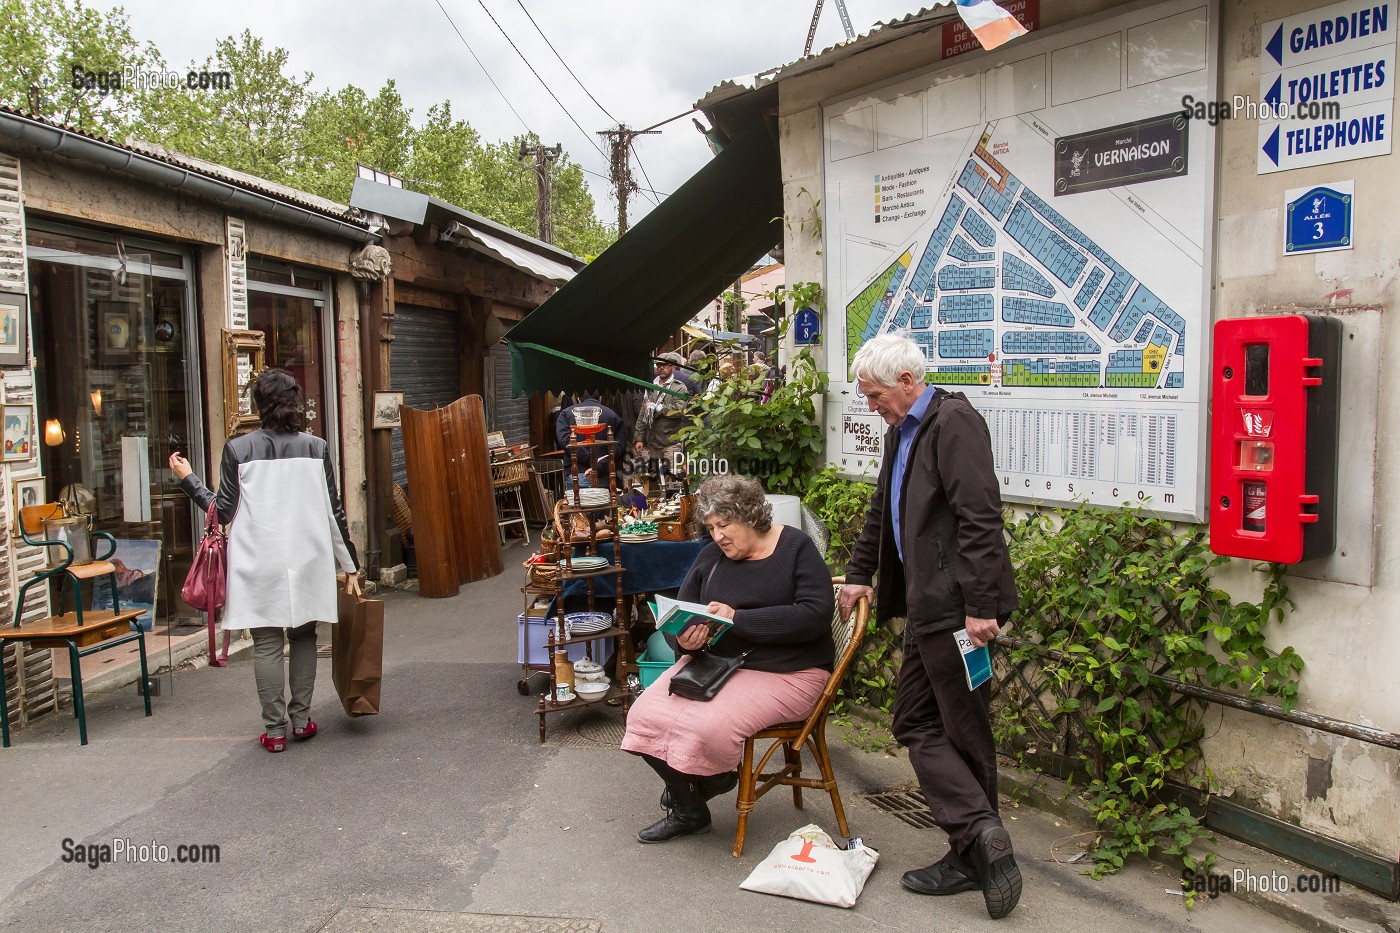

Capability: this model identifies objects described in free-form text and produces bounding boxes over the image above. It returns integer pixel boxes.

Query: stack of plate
[566,488,611,507]
[559,555,611,572]
[619,531,658,543]
[564,611,613,634]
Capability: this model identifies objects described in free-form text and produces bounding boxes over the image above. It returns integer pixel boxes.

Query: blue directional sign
[1259,0,1396,173]
[793,306,821,345]
[1285,183,1353,254]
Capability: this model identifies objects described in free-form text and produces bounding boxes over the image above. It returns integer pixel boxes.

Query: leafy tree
[138,30,313,185]
[404,101,486,209]
[2,3,616,255]
[294,80,414,202]
[441,133,612,256]
[0,0,154,134]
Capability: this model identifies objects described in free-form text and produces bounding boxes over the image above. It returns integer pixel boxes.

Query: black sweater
[675,525,836,673]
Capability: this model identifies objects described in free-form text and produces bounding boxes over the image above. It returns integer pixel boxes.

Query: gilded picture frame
[222,329,266,437]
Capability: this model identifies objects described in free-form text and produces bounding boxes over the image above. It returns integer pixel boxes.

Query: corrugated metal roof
[696,3,958,112]
[0,105,367,226]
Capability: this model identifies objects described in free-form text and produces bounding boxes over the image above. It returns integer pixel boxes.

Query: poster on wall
[823,0,1215,520]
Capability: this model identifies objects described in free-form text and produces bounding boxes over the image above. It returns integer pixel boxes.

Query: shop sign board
[1054,113,1189,196]
[942,0,1040,59]
[1284,181,1354,253]
[793,307,821,345]
[1258,0,1397,173]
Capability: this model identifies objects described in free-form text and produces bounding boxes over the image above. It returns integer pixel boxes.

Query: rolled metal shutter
[489,342,530,446]
[391,305,461,487]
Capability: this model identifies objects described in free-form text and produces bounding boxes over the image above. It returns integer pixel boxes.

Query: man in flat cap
[633,352,692,490]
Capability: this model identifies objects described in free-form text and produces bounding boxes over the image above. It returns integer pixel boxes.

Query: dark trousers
[891,622,1001,878]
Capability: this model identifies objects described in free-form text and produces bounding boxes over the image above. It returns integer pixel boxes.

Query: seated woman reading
[620,474,835,843]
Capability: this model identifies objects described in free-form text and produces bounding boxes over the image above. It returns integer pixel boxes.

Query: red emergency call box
[1209,314,1341,563]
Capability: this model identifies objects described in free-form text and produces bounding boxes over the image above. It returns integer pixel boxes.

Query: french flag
[953,0,1029,50]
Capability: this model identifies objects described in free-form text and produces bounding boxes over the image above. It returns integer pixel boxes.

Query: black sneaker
[969,825,1022,919]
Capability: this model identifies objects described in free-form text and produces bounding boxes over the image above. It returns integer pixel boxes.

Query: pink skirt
[621,656,828,776]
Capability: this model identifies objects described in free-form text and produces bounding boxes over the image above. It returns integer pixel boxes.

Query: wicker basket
[391,483,413,536]
[491,458,530,488]
[524,557,560,587]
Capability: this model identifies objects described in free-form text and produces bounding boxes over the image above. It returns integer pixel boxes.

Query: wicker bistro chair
[731,578,871,857]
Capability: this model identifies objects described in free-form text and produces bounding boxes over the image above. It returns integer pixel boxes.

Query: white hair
[850,333,927,387]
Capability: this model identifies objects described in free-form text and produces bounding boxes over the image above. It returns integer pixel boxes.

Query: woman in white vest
[170,369,360,753]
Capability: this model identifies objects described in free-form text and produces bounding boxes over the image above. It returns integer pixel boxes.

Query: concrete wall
[1204,0,1398,855]
[774,0,1397,857]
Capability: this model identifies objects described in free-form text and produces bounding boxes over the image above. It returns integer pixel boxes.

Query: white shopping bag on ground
[740,824,879,908]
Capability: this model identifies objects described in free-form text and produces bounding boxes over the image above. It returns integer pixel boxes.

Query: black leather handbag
[668,648,751,701]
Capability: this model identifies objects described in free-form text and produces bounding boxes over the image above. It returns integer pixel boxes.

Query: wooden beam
[460,293,487,401]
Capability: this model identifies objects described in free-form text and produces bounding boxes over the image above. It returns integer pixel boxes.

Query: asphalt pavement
[0,541,1344,932]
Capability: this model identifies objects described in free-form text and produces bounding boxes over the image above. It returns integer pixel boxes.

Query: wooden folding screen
[401,396,504,597]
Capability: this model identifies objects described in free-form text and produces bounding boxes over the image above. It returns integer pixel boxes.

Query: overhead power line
[580,166,670,199]
[432,0,532,134]
[514,0,617,123]
[629,140,662,206]
[473,0,608,163]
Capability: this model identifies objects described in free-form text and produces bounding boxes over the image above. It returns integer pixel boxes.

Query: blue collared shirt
[890,385,934,563]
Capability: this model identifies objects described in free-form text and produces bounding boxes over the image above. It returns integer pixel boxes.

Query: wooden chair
[731,578,871,857]
[1,504,151,747]
[14,504,120,625]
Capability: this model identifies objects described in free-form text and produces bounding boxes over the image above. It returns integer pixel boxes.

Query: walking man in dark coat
[838,333,1022,919]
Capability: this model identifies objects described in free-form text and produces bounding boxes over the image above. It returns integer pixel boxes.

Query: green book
[651,594,733,648]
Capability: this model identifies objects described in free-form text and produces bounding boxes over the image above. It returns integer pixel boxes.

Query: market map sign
[1258,0,1397,173]
[822,0,1214,521]
[1054,113,1189,196]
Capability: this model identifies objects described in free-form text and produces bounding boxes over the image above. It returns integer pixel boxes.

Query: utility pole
[519,141,562,243]
[597,124,659,235]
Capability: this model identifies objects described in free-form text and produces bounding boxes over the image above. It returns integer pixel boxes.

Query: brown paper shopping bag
[332,587,384,716]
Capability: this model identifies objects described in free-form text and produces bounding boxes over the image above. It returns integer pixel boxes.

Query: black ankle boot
[659,770,739,809]
[638,781,712,844]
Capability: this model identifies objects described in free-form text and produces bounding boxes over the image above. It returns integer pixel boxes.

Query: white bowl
[575,681,610,698]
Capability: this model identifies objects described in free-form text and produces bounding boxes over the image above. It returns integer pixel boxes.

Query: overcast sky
[104,0,933,225]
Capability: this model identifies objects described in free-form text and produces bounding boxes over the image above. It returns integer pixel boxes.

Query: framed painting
[12,476,44,522]
[2,404,34,462]
[0,291,29,367]
[97,301,138,364]
[94,538,162,631]
[372,391,405,430]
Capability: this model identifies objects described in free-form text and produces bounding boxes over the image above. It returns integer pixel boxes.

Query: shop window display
[247,263,329,438]
[27,224,199,625]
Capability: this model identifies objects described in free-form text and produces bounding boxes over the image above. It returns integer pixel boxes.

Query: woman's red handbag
[182,502,228,612]
[183,502,232,665]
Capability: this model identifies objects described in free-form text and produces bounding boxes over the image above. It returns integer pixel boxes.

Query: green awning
[505,123,782,396]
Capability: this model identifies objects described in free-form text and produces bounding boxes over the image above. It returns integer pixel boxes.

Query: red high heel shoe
[259,733,286,753]
[291,721,318,741]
